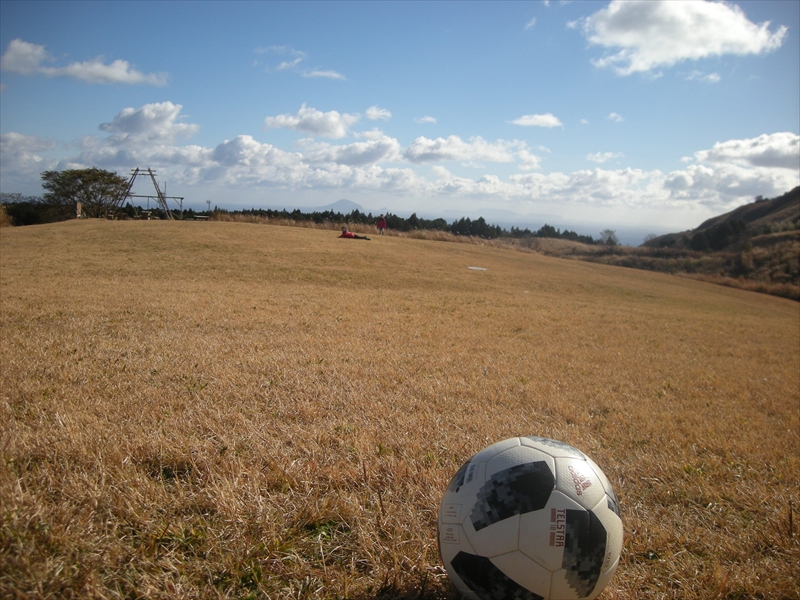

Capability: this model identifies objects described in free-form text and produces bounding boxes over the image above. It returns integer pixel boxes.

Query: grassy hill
[516,188,799,301]
[696,189,798,230]
[647,186,799,248]
[1,220,798,599]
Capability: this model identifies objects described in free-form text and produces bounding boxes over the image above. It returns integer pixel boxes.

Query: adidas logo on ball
[568,464,593,496]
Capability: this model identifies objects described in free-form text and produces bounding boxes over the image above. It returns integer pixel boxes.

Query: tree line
[1,167,616,245]
[197,206,611,244]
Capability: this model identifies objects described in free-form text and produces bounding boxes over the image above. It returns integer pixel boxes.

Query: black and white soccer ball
[438,436,623,600]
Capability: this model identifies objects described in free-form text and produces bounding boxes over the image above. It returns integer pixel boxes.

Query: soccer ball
[438,436,623,600]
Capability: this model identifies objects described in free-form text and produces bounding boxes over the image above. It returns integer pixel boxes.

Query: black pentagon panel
[523,436,585,459]
[607,493,621,517]
[470,461,555,532]
[451,552,545,600]
[562,509,607,598]
[448,460,471,493]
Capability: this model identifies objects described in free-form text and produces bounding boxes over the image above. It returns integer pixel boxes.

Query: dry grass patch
[1,219,798,599]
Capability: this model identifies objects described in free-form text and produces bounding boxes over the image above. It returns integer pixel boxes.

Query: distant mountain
[644,186,799,248]
[314,199,365,213]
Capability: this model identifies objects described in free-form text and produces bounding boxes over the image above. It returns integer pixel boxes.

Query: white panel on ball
[484,445,555,478]
[588,496,624,575]
[554,456,606,510]
[471,437,521,463]
[521,436,586,459]
[464,514,520,558]
[518,491,585,572]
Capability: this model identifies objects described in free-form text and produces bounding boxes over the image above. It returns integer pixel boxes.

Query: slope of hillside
[527,187,800,300]
[645,186,799,249]
[695,186,799,231]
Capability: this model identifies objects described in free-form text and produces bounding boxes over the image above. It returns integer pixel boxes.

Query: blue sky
[1,0,798,241]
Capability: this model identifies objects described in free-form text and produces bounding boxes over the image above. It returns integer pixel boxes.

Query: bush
[0,198,73,226]
[0,204,12,227]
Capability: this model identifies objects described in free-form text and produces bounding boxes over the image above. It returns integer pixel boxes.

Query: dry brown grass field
[1,219,798,600]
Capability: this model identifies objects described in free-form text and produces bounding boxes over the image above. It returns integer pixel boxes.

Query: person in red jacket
[376,214,387,235]
[339,226,370,240]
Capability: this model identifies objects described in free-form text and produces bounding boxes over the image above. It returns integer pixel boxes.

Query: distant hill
[644,186,799,249]
[697,187,799,230]
[528,187,799,300]
[314,199,366,214]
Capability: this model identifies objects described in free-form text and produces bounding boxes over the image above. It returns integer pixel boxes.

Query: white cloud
[582,0,787,76]
[264,104,360,138]
[525,17,537,30]
[68,103,205,171]
[278,58,304,70]
[607,112,624,123]
[403,136,522,164]
[511,113,563,128]
[0,39,49,75]
[517,150,542,171]
[298,134,402,166]
[427,167,513,197]
[686,70,721,83]
[693,132,799,170]
[587,151,623,164]
[255,47,345,80]
[0,38,167,85]
[0,131,55,154]
[302,69,346,80]
[0,132,57,177]
[212,135,298,168]
[539,168,661,204]
[255,46,307,71]
[43,59,167,85]
[664,162,797,204]
[366,106,392,121]
[415,116,437,124]
[663,133,800,205]
[99,102,199,141]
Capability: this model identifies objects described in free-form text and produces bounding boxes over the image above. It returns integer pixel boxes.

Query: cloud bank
[2,102,797,229]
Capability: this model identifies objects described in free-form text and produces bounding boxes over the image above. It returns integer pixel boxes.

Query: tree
[1,192,67,225]
[599,229,619,246]
[690,231,709,251]
[41,168,128,219]
[643,233,659,244]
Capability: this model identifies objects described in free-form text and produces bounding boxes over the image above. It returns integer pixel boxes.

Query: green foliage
[690,231,710,251]
[449,216,503,238]
[0,193,70,226]
[510,223,597,245]
[221,207,510,238]
[691,220,747,252]
[41,168,128,219]
[599,229,619,246]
